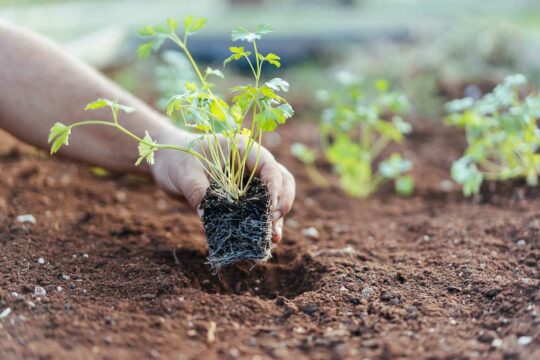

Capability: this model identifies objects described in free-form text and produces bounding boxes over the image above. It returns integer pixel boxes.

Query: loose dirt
[0,118,538,359]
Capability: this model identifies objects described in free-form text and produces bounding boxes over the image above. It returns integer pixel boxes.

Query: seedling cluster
[293,76,414,197]
[445,74,540,196]
[49,16,293,202]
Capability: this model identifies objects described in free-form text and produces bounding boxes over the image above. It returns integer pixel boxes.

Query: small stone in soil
[302,227,320,239]
[16,214,36,224]
[59,274,70,280]
[34,286,46,297]
[38,257,45,264]
[517,336,532,346]
[516,239,526,247]
[301,303,318,315]
[492,339,503,348]
[0,307,11,319]
[361,287,374,299]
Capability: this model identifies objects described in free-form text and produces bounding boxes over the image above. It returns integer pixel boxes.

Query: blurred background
[1,0,540,118]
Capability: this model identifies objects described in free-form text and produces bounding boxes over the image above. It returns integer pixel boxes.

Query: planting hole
[162,248,325,299]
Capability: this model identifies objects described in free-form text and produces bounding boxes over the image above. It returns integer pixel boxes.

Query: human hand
[150,130,295,243]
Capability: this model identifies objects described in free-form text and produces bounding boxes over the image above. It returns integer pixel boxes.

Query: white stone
[361,287,374,299]
[491,339,503,348]
[38,257,45,264]
[518,336,532,346]
[0,308,11,319]
[34,286,46,297]
[516,239,526,247]
[16,214,36,224]
[302,227,320,239]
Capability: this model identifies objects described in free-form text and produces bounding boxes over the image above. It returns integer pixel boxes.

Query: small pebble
[492,339,503,348]
[38,257,45,265]
[60,274,70,281]
[16,214,36,224]
[34,286,46,297]
[516,239,526,247]
[82,253,89,259]
[339,286,348,292]
[57,286,63,292]
[361,287,374,299]
[10,292,19,298]
[440,180,453,192]
[0,307,11,319]
[518,336,532,346]
[302,227,320,239]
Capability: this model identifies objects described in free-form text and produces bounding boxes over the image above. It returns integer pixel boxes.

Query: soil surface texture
[0,118,539,359]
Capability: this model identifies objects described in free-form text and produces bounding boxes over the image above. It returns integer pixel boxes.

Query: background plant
[445,74,540,196]
[293,76,414,197]
[49,16,293,201]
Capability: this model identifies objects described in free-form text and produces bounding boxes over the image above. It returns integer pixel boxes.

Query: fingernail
[274,218,283,237]
[273,211,282,221]
[197,207,204,218]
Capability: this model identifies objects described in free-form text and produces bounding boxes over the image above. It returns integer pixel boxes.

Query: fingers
[272,217,284,243]
[245,145,283,209]
[277,164,296,216]
[151,151,209,215]
[174,158,209,211]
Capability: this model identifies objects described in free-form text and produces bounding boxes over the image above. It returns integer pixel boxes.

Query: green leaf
[230,104,243,124]
[231,26,256,42]
[205,67,224,79]
[167,18,178,32]
[231,24,273,42]
[48,122,71,154]
[395,175,414,196]
[451,157,483,196]
[136,131,158,166]
[265,78,289,92]
[137,42,154,59]
[85,99,111,110]
[85,99,134,114]
[192,18,207,32]
[375,79,389,92]
[265,53,281,68]
[210,98,229,121]
[277,103,294,119]
[184,16,206,35]
[378,154,412,179]
[138,25,156,37]
[255,23,273,35]
[223,47,250,66]
[183,16,194,31]
[291,143,316,165]
[90,167,109,177]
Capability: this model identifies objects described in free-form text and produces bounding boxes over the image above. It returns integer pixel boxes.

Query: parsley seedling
[48,17,293,201]
[293,76,414,197]
[445,74,540,196]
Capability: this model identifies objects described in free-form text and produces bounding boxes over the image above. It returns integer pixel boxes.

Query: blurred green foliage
[446,74,540,196]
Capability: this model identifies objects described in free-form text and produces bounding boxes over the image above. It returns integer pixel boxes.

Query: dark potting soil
[202,178,272,270]
[0,118,539,359]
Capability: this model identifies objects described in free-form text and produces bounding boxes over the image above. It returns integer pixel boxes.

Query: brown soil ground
[0,118,539,360]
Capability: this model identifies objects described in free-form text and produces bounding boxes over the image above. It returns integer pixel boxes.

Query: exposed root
[202,178,273,272]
